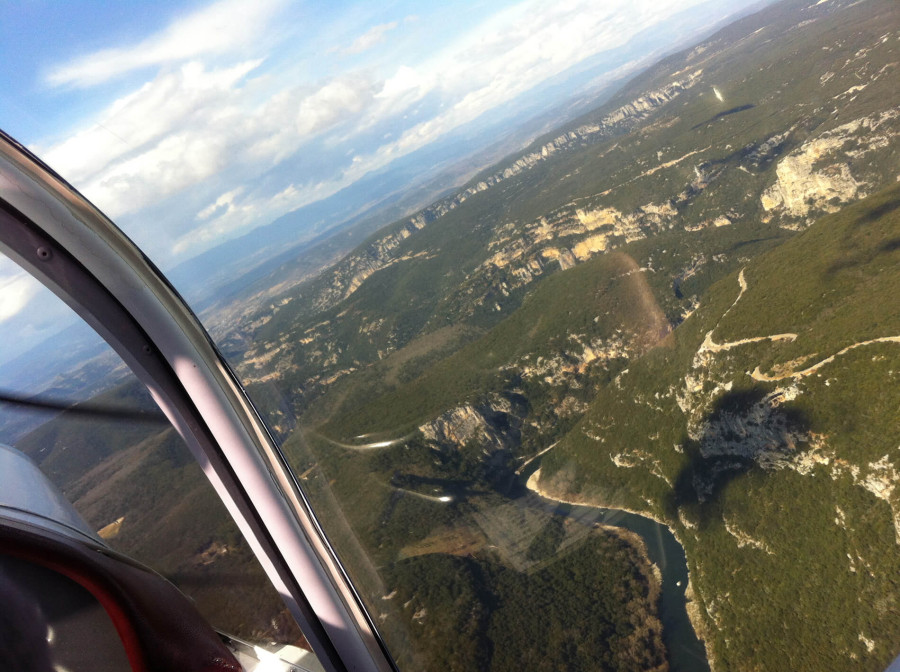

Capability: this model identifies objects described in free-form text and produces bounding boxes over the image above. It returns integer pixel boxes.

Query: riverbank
[526,467,714,672]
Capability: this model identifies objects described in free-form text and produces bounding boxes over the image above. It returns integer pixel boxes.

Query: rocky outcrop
[516,331,634,387]
[694,389,811,468]
[482,69,703,186]
[418,395,524,452]
[310,72,704,312]
[861,456,900,544]
[827,453,900,545]
[454,200,677,316]
[761,148,862,218]
[419,404,499,449]
[742,130,790,169]
[313,220,430,311]
[761,109,899,220]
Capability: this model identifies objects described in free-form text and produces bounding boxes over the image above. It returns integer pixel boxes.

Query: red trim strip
[5,548,148,672]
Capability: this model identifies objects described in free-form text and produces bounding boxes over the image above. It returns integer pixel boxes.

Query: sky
[0,0,763,365]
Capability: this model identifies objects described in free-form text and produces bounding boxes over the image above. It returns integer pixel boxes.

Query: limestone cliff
[761,108,899,221]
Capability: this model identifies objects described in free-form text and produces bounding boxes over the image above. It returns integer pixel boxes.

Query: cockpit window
[0,253,307,649]
[3,0,900,670]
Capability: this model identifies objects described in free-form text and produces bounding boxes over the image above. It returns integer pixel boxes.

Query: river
[374,448,710,670]
[521,478,710,672]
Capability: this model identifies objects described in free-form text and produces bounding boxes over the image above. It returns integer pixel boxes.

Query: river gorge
[524,469,709,672]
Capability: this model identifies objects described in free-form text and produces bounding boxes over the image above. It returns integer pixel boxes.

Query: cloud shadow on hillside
[667,388,810,528]
[825,195,900,275]
[690,103,755,130]
[854,196,900,227]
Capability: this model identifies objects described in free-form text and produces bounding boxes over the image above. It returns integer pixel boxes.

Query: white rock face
[695,390,809,467]
[861,455,900,544]
[761,148,861,217]
[309,71,706,314]
[420,404,494,447]
[473,198,675,310]
[723,517,775,555]
[761,109,900,218]
[418,396,520,452]
[517,331,633,386]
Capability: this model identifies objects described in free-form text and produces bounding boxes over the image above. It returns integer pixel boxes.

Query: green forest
[11,0,900,669]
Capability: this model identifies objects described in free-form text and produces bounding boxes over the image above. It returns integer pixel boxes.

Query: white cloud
[38,60,260,218]
[377,65,426,101]
[32,0,722,266]
[338,0,705,177]
[372,65,435,118]
[197,186,245,220]
[343,21,399,55]
[175,178,348,255]
[0,266,39,324]
[36,60,377,226]
[0,259,85,364]
[239,72,379,166]
[296,77,374,136]
[39,59,263,187]
[147,0,710,257]
[46,0,286,88]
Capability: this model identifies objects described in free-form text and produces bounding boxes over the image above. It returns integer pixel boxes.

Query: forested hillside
[222,0,900,668]
[17,0,900,669]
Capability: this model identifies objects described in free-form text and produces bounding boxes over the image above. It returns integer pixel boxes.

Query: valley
[239,0,899,668]
[8,0,900,669]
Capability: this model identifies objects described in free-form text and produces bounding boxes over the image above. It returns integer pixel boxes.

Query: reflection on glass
[5,0,900,669]
[0,257,306,648]
[183,2,900,670]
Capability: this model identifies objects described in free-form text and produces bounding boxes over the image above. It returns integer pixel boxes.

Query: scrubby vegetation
[10,0,900,669]
[14,381,305,645]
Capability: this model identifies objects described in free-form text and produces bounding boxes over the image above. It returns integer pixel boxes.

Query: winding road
[698,268,899,379]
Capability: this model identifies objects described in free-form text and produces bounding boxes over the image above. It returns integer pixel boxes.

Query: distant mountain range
[0,0,771,402]
[165,0,775,312]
